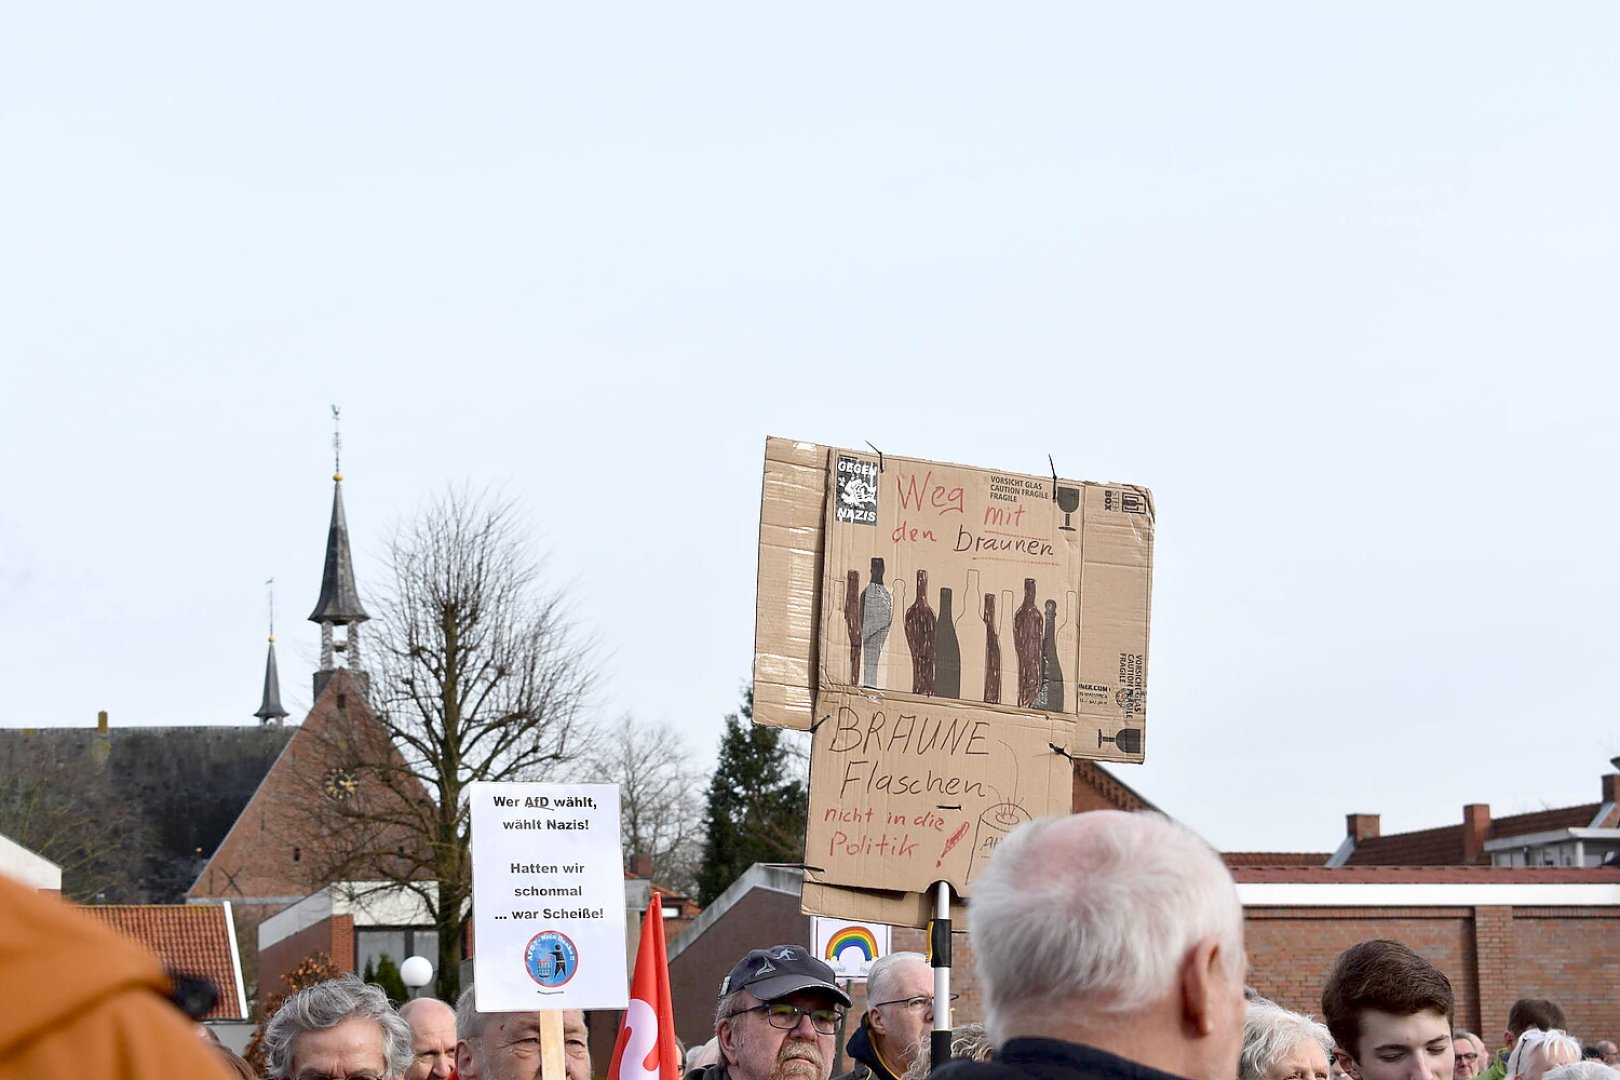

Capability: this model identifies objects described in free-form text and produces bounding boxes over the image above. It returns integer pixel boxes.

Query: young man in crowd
[1320,940,1454,1080]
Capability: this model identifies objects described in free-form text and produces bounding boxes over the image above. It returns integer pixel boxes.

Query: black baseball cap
[720,946,851,1006]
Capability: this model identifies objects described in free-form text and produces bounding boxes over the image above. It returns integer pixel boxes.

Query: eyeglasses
[298,1073,384,1080]
[735,1003,845,1035]
[870,994,960,1012]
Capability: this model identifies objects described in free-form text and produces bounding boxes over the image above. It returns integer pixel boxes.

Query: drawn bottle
[842,569,862,684]
[860,557,892,689]
[904,569,937,695]
[1013,578,1042,708]
[935,586,961,699]
[1035,598,1064,711]
[982,594,1001,704]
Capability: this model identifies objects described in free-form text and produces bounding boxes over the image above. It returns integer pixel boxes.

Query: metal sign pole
[929,881,953,1070]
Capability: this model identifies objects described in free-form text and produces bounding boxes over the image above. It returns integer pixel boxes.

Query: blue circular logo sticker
[524,930,578,988]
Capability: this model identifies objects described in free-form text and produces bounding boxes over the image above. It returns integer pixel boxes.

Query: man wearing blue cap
[695,946,854,1080]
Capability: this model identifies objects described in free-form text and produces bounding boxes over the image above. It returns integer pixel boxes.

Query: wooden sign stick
[539,1009,566,1080]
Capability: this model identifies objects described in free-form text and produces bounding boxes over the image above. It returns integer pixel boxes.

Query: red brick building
[668,758,1620,1053]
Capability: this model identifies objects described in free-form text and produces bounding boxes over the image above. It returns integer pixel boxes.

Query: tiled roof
[1232,865,1620,884]
[1222,851,1332,868]
[1074,761,1157,812]
[1342,802,1606,866]
[80,903,244,1019]
[1344,823,1466,866]
[1490,803,1602,836]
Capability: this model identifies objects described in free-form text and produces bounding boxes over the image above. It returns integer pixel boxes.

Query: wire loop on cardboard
[865,440,885,472]
[1048,454,1059,501]
[1048,742,1076,761]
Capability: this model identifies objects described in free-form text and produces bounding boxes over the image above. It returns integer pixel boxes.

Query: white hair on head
[1531,1035,1583,1077]
[968,811,1244,1044]
[1239,1002,1333,1080]
[866,952,927,1012]
[1543,1064,1620,1080]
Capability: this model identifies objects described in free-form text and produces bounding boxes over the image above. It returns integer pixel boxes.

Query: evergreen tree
[696,687,807,906]
[372,954,409,1004]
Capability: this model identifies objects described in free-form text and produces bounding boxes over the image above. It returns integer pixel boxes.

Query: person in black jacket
[933,811,1247,1080]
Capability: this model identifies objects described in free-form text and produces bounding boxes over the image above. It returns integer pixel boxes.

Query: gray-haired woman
[1240,1001,1335,1080]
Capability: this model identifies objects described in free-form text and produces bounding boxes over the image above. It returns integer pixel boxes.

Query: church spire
[309,407,370,700]
[255,580,288,727]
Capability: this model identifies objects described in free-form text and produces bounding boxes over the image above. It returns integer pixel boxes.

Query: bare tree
[297,488,597,1001]
[578,715,707,896]
[0,732,149,901]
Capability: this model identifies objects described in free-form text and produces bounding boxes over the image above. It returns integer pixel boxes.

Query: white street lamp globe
[400,955,434,990]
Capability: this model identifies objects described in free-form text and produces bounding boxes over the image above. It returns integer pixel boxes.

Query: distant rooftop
[82,901,247,1020]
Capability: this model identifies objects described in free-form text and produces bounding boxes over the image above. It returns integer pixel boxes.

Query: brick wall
[257,912,356,1016]
[1242,905,1619,1044]
[1507,908,1620,1043]
[1243,908,1477,1027]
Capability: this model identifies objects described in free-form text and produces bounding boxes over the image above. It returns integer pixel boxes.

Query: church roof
[308,477,369,624]
[0,725,294,903]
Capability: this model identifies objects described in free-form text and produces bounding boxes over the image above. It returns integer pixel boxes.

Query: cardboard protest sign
[753,438,1153,758]
[750,438,1155,926]
[470,782,628,1012]
[804,690,1073,898]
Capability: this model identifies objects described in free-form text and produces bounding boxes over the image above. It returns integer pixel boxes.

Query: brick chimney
[92,709,111,767]
[1462,803,1492,863]
[1602,765,1619,805]
[1347,813,1380,843]
[630,853,655,879]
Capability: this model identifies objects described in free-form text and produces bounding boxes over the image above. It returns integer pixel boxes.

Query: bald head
[400,998,458,1080]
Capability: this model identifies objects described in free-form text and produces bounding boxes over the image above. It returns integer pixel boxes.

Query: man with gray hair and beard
[934,810,1248,1080]
[691,945,854,1080]
[834,952,935,1080]
[262,972,416,1080]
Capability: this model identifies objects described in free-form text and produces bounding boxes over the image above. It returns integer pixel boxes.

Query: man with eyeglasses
[261,972,416,1080]
[1453,1031,1484,1080]
[833,952,938,1080]
[696,946,853,1080]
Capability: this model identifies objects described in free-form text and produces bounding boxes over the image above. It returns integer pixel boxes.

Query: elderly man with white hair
[833,952,936,1080]
[262,973,416,1080]
[933,810,1248,1080]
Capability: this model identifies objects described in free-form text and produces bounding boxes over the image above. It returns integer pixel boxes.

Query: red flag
[609,892,681,1080]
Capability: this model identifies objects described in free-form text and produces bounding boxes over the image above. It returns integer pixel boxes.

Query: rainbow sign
[824,926,879,965]
[812,918,890,978]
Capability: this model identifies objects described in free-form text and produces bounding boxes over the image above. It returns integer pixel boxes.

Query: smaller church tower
[255,580,289,728]
[309,408,370,700]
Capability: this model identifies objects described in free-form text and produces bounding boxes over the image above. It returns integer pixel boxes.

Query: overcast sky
[5,5,1618,855]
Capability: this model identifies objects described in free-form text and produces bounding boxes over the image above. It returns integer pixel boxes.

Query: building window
[355,927,439,977]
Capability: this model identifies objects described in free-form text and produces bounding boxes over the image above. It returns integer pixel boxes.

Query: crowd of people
[6,809,1617,1080]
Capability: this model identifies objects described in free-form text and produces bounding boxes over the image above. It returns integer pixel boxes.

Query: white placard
[811,917,892,980]
[470,782,628,1011]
